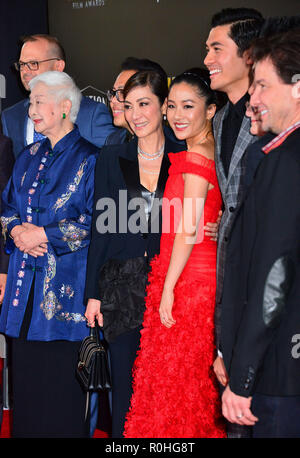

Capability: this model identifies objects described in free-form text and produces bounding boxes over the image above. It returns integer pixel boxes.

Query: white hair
[28,71,82,123]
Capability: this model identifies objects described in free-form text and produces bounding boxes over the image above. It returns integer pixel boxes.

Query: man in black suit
[204,7,264,439]
[221,29,300,438]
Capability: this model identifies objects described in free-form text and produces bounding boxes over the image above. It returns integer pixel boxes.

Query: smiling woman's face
[167,81,215,143]
[28,82,63,137]
[124,84,165,139]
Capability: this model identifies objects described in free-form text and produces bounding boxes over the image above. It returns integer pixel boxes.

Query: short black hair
[211,8,263,27]
[230,17,265,56]
[121,57,167,85]
[251,29,300,85]
[259,15,300,38]
[211,8,264,56]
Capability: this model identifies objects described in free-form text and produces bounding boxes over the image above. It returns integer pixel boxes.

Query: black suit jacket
[221,127,300,397]
[219,134,274,353]
[0,134,14,273]
[84,135,183,301]
[242,132,275,195]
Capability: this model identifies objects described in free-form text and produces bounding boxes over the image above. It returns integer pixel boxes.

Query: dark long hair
[123,70,168,106]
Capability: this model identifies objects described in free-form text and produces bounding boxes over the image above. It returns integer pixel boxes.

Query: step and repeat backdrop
[0,0,48,111]
[48,0,299,104]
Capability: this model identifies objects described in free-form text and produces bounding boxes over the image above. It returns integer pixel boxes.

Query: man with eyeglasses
[1,34,116,158]
[104,56,182,146]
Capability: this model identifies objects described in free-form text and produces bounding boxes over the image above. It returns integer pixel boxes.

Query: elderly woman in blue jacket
[0,71,98,438]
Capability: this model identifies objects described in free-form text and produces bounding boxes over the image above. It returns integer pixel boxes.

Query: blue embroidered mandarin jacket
[0,127,98,341]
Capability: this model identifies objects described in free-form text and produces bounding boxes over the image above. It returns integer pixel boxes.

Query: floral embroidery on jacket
[29,142,41,156]
[59,284,75,299]
[43,253,56,297]
[0,215,19,240]
[58,220,88,251]
[56,312,86,323]
[78,214,86,224]
[0,128,97,339]
[53,158,87,212]
[40,290,62,320]
[40,252,85,322]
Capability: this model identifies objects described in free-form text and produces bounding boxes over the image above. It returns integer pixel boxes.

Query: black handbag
[76,322,112,392]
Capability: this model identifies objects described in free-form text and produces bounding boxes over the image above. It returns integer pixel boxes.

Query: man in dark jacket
[1,34,115,158]
[221,29,300,438]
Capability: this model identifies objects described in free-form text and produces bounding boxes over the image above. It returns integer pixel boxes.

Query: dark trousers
[252,393,300,438]
[108,327,141,438]
[10,280,89,438]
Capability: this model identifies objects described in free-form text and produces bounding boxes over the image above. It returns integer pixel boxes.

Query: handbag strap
[90,321,104,346]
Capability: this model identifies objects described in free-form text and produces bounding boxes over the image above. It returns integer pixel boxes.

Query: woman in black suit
[84,70,183,437]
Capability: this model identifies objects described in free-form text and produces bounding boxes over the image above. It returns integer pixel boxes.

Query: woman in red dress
[124,70,226,438]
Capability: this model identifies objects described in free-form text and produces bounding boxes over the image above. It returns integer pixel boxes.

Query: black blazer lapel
[118,135,181,232]
[118,138,141,201]
[118,136,172,201]
[155,134,181,201]
[155,151,169,200]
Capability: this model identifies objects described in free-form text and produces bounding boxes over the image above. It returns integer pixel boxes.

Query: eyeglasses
[14,58,61,72]
[106,88,125,102]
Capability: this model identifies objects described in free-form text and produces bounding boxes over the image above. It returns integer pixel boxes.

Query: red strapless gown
[124,151,226,438]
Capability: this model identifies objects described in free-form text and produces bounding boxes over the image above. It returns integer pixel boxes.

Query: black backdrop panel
[48,0,300,97]
[0,0,48,110]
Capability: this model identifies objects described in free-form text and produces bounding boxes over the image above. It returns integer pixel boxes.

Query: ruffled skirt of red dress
[124,254,226,438]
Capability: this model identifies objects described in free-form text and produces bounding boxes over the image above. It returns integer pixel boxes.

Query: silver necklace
[139,165,160,175]
[138,143,164,161]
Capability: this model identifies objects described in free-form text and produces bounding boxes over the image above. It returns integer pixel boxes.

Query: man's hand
[204,210,222,241]
[213,355,229,386]
[0,273,7,304]
[222,384,258,426]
